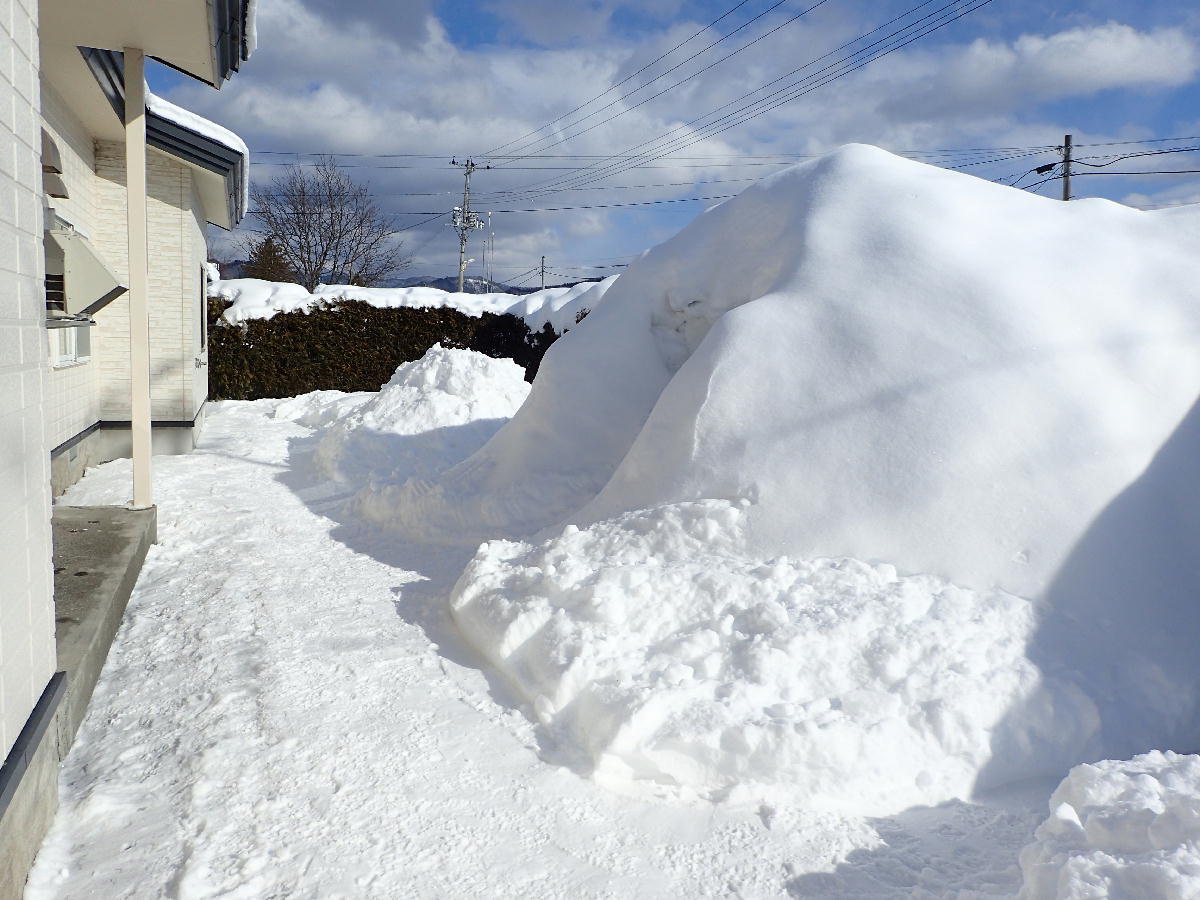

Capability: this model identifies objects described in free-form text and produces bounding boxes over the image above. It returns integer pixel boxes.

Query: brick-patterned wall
[92,143,201,423]
[45,359,95,451]
[0,0,56,758]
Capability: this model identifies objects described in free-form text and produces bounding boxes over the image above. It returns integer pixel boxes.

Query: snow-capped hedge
[205,275,613,400]
[206,299,558,400]
[209,275,616,335]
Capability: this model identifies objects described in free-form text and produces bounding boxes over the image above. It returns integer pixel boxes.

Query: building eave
[39,0,253,88]
[80,49,247,229]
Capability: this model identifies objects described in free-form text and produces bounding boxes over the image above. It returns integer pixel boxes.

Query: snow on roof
[146,89,249,217]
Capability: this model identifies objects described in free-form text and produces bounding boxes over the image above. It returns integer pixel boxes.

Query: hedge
[207,298,559,400]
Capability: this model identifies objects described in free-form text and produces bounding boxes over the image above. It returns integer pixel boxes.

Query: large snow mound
[280,346,530,491]
[1017,751,1200,898]
[451,500,1091,814]
[422,144,1200,804]
[390,144,1200,593]
[210,275,615,334]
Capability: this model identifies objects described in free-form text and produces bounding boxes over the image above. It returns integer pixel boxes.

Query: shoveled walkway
[25,400,1039,898]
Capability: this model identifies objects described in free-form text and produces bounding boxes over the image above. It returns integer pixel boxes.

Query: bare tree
[247,157,409,291]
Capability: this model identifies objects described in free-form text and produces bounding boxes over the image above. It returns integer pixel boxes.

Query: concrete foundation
[0,505,156,898]
[0,676,65,900]
[52,506,157,752]
[50,406,205,496]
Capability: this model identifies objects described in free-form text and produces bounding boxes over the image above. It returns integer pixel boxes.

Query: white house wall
[41,82,100,459]
[40,81,95,237]
[92,141,208,425]
[188,171,208,419]
[0,0,56,758]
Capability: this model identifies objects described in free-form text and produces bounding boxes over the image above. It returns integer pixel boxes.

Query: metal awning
[45,228,128,322]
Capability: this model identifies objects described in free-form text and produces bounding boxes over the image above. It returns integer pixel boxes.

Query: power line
[494,0,836,167]
[480,0,758,158]
[580,0,996,191]
[1070,146,1200,168]
[251,160,817,170]
[492,0,827,164]
[247,194,737,222]
[250,147,1064,161]
[492,0,959,198]
[1067,169,1200,176]
[1073,136,1200,149]
[605,0,998,183]
[498,0,988,201]
[479,194,738,214]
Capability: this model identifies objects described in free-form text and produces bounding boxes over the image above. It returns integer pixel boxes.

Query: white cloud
[487,0,685,47]
[877,24,1199,121]
[187,3,1200,276]
[1121,182,1200,210]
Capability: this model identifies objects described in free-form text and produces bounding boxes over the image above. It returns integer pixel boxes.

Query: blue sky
[158,0,1200,284]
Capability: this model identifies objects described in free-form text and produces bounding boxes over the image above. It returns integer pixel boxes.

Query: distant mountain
[388,275,541,294]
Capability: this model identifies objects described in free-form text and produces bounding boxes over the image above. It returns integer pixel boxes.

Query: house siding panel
[0,0,54,759]
[93,142,201,424]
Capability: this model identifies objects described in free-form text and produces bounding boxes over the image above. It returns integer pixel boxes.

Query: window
[49,321,90,368]
[44,224,91,368]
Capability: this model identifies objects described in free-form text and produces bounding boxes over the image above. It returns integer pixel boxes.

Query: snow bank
[1018,752,1200,898]
[452,499,1080,813]
[413,144,1200,808]
[392,144,1200,594]
[276,347,529,491]
[210,275,615,334]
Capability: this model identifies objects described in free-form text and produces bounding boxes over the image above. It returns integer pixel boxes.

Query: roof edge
[79,47,247,227]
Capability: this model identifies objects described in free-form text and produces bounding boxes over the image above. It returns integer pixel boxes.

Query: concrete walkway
[51,505,156,753]
[0,505,155,899]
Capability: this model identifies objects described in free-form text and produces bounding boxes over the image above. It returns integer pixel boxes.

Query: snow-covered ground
[30,145,1200,895]
[28,386,1046,898]
[209,272,616,334]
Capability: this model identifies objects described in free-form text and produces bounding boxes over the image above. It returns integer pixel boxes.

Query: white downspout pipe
[124,47,153,508]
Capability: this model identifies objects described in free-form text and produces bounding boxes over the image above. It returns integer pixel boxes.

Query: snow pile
[1017,752,1200,898]
[294,346,529,492]
[409,144,1200,807]
[452,499,1076,813]
[392,144,1200,596]
[210,275,615,334]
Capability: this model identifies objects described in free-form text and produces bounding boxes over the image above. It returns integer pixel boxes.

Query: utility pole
[1061,134,1072,201]
[540,255,546,290]
[484,211,493,291]
[451,158,486,292]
